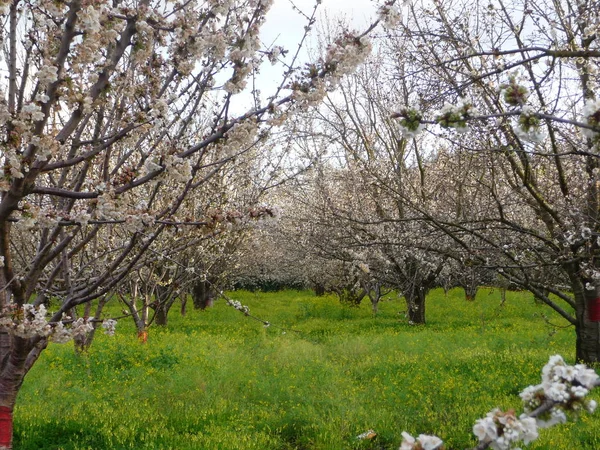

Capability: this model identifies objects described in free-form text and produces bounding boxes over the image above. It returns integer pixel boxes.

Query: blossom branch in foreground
[391,80,600,144]
[399,355,598,450]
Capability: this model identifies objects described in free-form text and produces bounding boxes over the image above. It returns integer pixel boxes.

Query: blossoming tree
[281,50,456,323]
[374,0,600,363]
[0,0,380,446]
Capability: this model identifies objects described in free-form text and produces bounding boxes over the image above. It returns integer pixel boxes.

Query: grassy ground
[13,288,600,449]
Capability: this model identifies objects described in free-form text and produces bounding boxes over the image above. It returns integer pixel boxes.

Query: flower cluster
[399,432,444,450]
[520,354,598,424]
[323,34,372,85]
[393,107,425,138]
[219,120,259,159]
[500,77,529,106]
[0,304,117,342]
[22,103,45,122]
[2,147,24,179]
[582,98,600,140]
[164,154,193,184]
[473,409,538,450]
[403,355,597,450]
[0,304,52,338]
[267,45,285,65]
[96,191,121,220]
[227,299,250,315]
[357,262,370,274]
[102,318,117,336]
[435,99,476,131]
[51,319,73,344]
[71,317,95,338]
[292,33,372,107]
[515,106,545,143]
[378,2,402,28]
[36,65,58,86]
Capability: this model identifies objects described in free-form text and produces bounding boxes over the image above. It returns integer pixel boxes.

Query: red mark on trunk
[0,406,13,448]
[588,297,600,322]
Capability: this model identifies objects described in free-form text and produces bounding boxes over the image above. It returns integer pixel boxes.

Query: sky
[251,0,381,101]
[262,0,378,47]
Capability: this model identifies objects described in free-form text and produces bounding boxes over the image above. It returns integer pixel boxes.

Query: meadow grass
[13,288,600,449]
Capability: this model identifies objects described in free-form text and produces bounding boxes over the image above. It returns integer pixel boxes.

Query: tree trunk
[366,282,381,315]
[192,280,214,310]
[153,284,178,326]
[371,299,379,315]
[314,283,325,296]
[0,336,38,450]
[576,319,600,364]
[180,296,187,316]
[154,303,169,326]
[575,283,600,363]
[405,288,426,324]
[462,283,479,302]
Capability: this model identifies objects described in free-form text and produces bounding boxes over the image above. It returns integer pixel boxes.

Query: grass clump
[13,288,598,449]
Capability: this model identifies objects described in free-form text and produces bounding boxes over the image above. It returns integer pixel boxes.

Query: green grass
[13,288,600,449]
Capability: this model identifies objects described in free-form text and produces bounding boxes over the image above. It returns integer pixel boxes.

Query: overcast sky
[250,0,380,100]
[262,0,378,46]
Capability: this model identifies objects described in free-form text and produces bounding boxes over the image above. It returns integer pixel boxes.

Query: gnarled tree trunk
[461,283,479,302]
[575,282,600,363]
[404,287,426,324]
[0,335,46,450]
[314,283,326,297]
[192,279,215,310]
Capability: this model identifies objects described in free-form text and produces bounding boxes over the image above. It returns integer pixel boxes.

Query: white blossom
[228,299,250,314]
[36,65,58,85]
[581,227,592,240]
[582,98,600,139]
[399,432,443,450]
[518,415,539,444]
[417,434,444,450]
[80,6,101,34]
[0,305,98,344]
[535,408,566,428]
[399,432,416,450]
[51,320,72,344]
[586,399,597,413]
[473,415,498,443]
[518,355,599,428]
[36,93,50,103]
[571,385,589,398]
[102,319,117,336]
[268,45,284,64]
[378,4,402,28]
[573,364,599,389]
[71,317,94,338]
[164,155,193,183]
[473,409,538,450]
[515,106,546,143]
[143,159,163,176]
[435,99,476,131]
[22,102,45,122]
